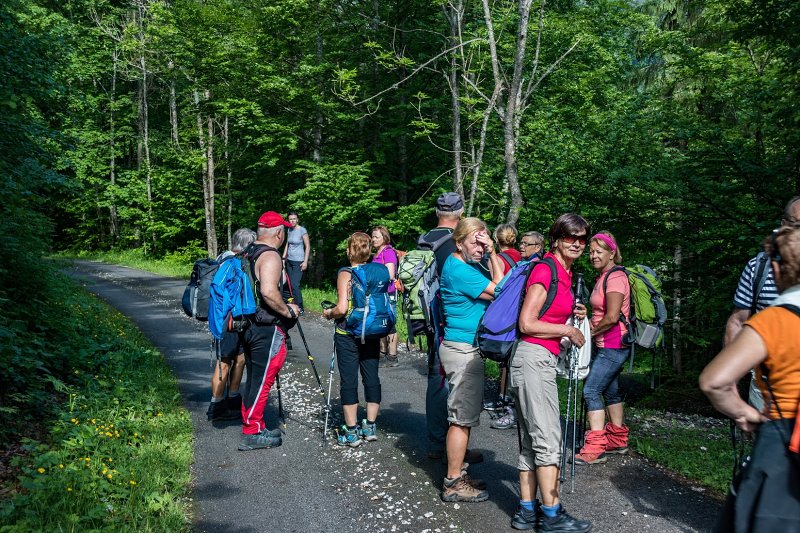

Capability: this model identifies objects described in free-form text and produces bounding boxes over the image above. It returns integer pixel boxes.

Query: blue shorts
[582,347,630,412]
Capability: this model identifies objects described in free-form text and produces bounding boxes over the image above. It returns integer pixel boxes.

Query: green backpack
[396,232,452,340]
[603,264,667,351]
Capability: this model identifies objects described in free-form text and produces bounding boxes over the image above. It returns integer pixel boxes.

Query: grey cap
[436,192,464,212]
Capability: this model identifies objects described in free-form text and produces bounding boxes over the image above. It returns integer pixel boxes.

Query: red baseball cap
[257,211,291,228]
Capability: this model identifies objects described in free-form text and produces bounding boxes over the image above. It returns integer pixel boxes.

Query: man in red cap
[238,211,301,451]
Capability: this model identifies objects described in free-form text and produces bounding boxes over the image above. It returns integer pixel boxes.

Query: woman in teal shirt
[438,217,504,503]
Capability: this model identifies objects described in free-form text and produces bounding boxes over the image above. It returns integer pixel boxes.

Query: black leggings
[335,333,381,405]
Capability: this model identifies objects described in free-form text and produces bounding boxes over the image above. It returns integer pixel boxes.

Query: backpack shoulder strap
[536,257,560,318]
[602,265,629,326]
[499,251,517,269]
[752,252,771,315]
[418,230,453,252]
[777,304,800,318]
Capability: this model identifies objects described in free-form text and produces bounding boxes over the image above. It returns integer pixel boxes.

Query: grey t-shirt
[286,226,308,262]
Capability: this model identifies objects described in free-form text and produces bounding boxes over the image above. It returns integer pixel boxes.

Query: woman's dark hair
[548,213,591,249]
[765,224,800,291]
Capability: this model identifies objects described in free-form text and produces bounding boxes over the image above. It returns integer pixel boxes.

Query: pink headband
[592,233,617,252]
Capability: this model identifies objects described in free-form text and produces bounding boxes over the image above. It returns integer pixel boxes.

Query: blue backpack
[208,257,258,340]
[343,263,396,342]
[477,257,559,364]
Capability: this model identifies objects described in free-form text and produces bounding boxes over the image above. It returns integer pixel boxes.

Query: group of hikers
[194,192,800,532]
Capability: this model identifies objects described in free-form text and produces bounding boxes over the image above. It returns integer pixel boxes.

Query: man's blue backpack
[477,257,559,364]
[343,263,396,342]
[208,257,257,340]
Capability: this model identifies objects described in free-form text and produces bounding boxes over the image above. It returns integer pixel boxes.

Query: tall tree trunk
[671,243,683,375]
[109,48,120,242]
[224,115,232,249]
[444,1,464,196]
[312,9,324,164]
[503,0,534,226]
[168,59,179,147]
[206,102,217,258]
[194,89,214,259]
[136,1,155,252]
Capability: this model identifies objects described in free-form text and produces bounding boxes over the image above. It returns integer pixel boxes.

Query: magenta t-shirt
[590,268,630,349]
[372,246,398,294]
[520,253,574,355]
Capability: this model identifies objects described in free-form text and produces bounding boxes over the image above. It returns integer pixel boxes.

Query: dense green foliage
[0,269,192,530]
[3,0,799,373]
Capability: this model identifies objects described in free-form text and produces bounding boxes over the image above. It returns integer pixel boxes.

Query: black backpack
[182,257,224,320]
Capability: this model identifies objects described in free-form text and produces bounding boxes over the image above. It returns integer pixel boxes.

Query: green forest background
[3,0,798,380]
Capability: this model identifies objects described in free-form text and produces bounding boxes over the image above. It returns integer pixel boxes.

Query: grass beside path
[58,251,731,496]
[0,272,192,531]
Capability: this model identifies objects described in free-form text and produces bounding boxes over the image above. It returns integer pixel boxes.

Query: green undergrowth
[0,272,192,531]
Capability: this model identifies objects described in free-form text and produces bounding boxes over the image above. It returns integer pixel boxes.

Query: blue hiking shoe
[337,425,362,447]
[358,419,378,442]
[238,428,282,451]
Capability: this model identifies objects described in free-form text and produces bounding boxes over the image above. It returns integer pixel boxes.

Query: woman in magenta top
[574,231,632,465]
[371,226,399,366]
[508,213,592,532]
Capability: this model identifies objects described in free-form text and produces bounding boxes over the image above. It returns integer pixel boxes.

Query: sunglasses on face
[561,234,587,245]
[519,242,541,248]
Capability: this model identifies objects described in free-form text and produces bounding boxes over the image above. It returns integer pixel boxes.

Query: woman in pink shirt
[371,226,400,366]
[574,231,631,465]
[509,213,592,532]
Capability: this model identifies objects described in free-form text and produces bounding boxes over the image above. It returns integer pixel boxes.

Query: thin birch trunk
[672,244,683,375]
[224,115,232,249]
[168,60,179,147]
[206,100,217,258]
[109,48,120,241]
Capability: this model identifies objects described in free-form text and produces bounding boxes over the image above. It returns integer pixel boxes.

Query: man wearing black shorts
[207,228,257,422]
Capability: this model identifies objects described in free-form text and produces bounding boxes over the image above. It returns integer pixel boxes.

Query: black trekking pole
[292,317,325,393]
[276,373,286,432]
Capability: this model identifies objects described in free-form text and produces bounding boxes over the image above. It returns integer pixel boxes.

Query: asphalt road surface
[67,260,721,533]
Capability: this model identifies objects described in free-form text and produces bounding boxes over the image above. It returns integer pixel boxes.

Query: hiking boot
[358,419,378,442]
[225,395,243,420]
[511,505,541,530]
[207,400,239,421]
[337,425,362,448]
[460,469,487,491]
[573,429,608,465]
[490,407,517,429]
[537,506,592,533]
[483,397,505,412]
[573,451,608,465]
[238,429,283,451]
[440,476,489,503]
[384,354,399,367]
[604,422,629,454]
[378,352,388,366]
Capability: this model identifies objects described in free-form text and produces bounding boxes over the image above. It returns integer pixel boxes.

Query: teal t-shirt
[440,255,491,345]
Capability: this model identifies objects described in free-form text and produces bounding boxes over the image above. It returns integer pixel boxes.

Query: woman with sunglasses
[573,231,631,465]
[700,225,800,532]
[509,213,592,532]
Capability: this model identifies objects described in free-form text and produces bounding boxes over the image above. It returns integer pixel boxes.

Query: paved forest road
[67,261,721,533]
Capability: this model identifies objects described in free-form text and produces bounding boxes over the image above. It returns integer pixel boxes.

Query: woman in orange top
[700,224,800,532]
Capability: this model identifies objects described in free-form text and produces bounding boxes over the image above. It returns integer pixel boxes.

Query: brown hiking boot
[441,476,489,502]
[460,470,487,490]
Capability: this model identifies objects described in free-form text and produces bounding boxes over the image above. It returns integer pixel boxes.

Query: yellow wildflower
[37,467,45,474]
[129,480,136,485]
